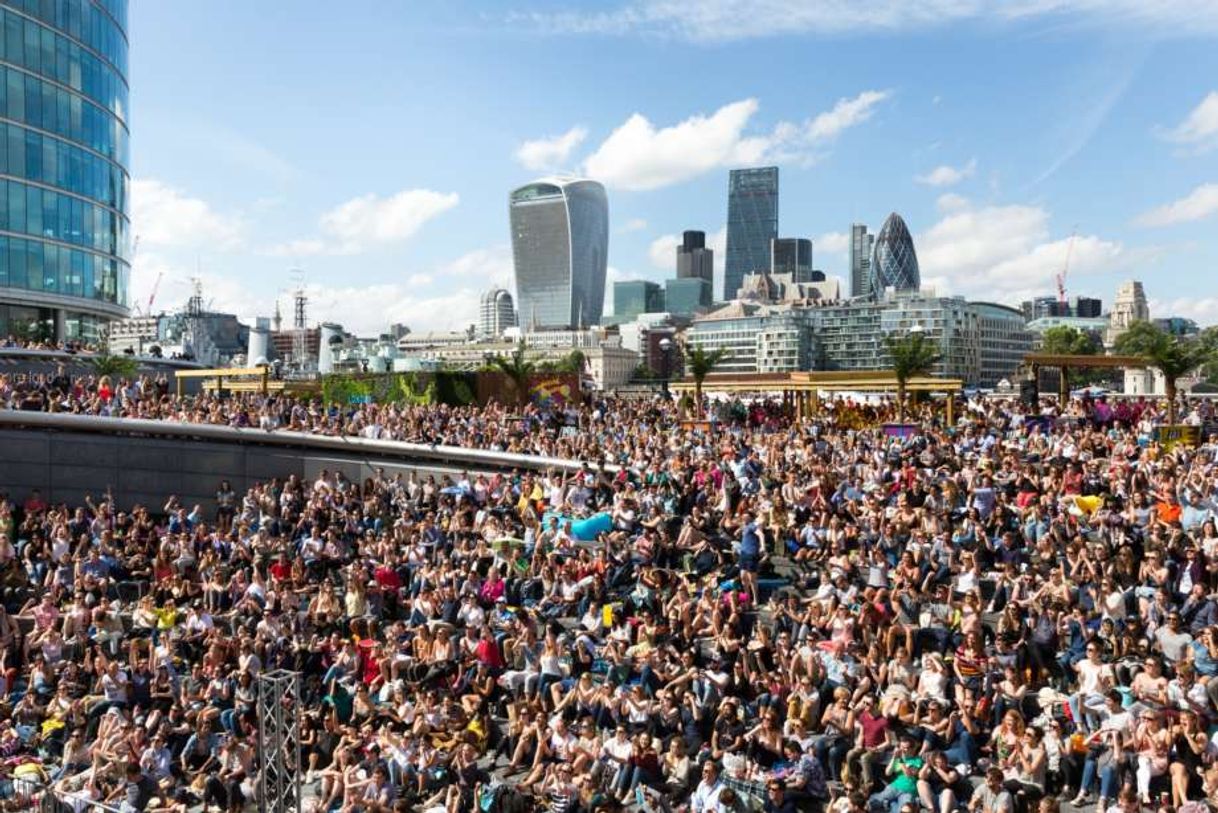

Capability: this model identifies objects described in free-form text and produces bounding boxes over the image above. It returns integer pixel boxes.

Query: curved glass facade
[869,212,919,295]
[509,178,608,330]
[0,0,128,342]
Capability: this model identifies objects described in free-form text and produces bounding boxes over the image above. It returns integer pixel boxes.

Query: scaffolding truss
[257,669,302,813]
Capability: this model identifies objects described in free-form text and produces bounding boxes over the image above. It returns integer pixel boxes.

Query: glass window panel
[0,236,7,287]
[6,70,24,120]
[25,185,41,237]
[8,182,25,232]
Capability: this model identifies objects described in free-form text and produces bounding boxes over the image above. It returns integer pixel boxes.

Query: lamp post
[658,337,673,398]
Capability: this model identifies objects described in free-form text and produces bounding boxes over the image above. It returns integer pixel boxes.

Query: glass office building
[869,212,920,294]
[510,177,608,330]
[613,280,662,321]
[849,223,873,298]
[0,0,130,342]
[665,277,711,317]
[724,167,777,302]
[771,237,812,283]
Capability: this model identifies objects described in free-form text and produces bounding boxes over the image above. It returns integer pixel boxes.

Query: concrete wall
[0,428,482,511]
[0,413,596,513]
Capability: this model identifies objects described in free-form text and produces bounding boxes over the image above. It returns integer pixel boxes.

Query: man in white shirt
[690,760,724,812]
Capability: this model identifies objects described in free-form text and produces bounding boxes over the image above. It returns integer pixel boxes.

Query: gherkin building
[868,212,920,295]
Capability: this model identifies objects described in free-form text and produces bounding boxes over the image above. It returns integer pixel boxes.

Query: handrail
[11,776,126,813]
[0,410,612,474]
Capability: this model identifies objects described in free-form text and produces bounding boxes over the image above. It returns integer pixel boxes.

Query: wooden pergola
[669,370,965,423]
[174,366,277,397]
[1021,353,1145,403]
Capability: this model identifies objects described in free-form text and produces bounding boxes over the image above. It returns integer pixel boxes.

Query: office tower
[510,177,609,330]
[613,280,664,320]
[479,286,517,339]
[724,167,778,302]
[0,0,131,343]
[869,213,921,294]
[1073,297,1102,318]
[771,238,813,283]
[665,277,712,317]
[850,224,874,298]
[676,230,713,282]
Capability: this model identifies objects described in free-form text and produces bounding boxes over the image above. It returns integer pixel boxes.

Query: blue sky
[128,0,1218,334]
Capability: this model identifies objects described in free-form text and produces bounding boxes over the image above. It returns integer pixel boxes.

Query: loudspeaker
[1020,379,1039,408]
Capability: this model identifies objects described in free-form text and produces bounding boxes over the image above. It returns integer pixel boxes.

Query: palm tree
[682,344,727,420]
[884,328,941,422]
[88,353,138,380]
[1114,321,1211,424]
[487,342,536,405]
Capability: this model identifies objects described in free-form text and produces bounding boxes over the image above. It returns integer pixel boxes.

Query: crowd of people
[0,372,1217,813]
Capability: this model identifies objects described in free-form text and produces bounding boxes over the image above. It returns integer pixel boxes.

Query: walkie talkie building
[510,177,608,330]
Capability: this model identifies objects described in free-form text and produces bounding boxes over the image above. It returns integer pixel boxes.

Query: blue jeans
[869,784,913,813]
[943,728,978,766]
[1080,755,1119,800]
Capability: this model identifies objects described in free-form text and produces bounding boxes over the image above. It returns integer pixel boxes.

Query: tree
[682,344,727,420]
[1198,327,1218,386]
[88,353,138,380]
[1040,325,1101,356]
[1114,321,1211,424]
[487,343,536,405]
[1040,325,1104,388]
[884,330,941,422]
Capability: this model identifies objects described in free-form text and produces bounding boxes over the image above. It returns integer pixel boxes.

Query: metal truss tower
[257,670,302,813]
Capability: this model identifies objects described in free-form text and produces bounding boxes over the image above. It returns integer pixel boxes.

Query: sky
[128,0,1218,336]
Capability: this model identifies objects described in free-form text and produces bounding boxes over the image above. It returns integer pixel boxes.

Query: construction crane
[145,271,163,315]
[1056,228,1077,307]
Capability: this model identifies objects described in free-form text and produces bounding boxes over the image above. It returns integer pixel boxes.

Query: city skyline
[127,1,1218,335]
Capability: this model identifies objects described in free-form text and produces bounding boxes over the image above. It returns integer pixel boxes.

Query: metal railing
[8,778,124,813]
[0,410,616,474]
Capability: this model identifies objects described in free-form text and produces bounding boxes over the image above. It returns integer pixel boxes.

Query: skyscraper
[771,238,813,283]
[613,280,664,320]
[509,177,608,330]
[0,0,131,343]
[849,224,874,298]
[478,286,517,339]
[724,167,778,302]
[676,230,713,282]
[869,213,920,294]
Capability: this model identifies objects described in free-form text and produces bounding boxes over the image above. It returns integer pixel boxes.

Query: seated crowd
[0,382,1216,813]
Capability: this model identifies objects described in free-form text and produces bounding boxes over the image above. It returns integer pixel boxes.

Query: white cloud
[581,92,889,191]
[583,99,764,191]
[515,1,1218,42]
[514,126,589,171]
[648,233,681,269]
[320,189,459,251]
[917,200,1128,302]
[936,193,971,213]
[308,283,483,335]
[305,246,514,334]
[816,231,850,254]
[263,238,328,258]
[1160,91,1218,151]
[619,217,648,233]
[1134,183,1218,227]
[806,91,890,141]
[1148,297,1218,328]
[264,189,460,256]
[132,179,244,250]
[916,158,977,187]
[430,244,514,282]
